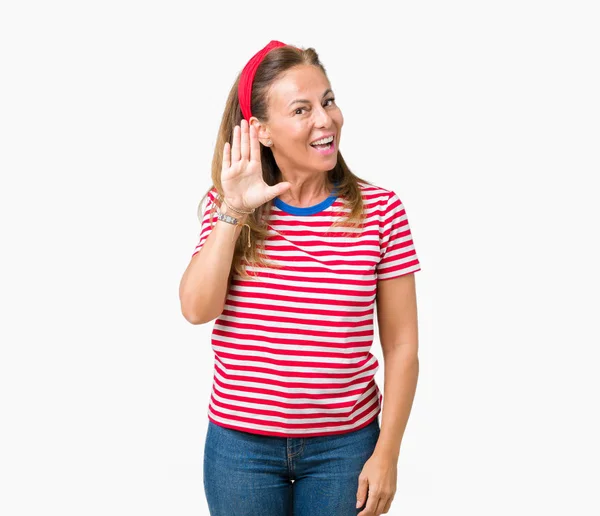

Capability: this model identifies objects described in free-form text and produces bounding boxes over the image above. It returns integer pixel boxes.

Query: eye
[294,98,336,115]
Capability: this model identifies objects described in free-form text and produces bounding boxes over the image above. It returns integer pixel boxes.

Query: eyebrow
[288,89,333,107]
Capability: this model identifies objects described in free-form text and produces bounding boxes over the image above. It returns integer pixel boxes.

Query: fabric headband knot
[238,40,299,121]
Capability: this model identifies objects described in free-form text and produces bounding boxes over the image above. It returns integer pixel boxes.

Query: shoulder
[201,186,220,208]
[197,186,220,220]
[207,185,219,201]
[355,181,396,210]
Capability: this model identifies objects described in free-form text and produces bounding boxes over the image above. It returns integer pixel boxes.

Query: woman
[179,40,422,516]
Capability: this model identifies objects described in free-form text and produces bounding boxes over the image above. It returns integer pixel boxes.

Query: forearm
[373,348,419,461]
[179,204,248,324]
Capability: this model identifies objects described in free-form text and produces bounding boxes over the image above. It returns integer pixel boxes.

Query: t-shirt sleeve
[376,190,422,280]
[191,188,219,258]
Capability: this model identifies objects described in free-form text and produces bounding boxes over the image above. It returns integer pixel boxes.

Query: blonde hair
[198,44,374,281]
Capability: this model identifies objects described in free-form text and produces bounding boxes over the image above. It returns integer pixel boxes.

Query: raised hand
[221,119,291,211]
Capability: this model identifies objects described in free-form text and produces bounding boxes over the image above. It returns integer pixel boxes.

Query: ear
[249,117,271,145]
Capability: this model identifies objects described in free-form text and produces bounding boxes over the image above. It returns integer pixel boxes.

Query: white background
[1,1,599,514]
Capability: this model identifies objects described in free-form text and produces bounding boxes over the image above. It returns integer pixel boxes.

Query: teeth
[310,135,334,145]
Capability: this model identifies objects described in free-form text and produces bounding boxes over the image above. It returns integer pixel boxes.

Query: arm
[179,202,248,325]
[372,272,420,461]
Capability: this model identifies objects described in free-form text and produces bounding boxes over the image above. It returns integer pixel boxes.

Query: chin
[313,159,338,173]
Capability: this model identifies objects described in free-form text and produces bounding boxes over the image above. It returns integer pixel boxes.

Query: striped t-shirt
[191,181,421,437]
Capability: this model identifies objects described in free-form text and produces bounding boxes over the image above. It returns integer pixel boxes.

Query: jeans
[203,417,381,516]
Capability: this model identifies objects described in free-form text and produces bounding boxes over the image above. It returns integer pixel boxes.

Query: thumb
[356,475,369,508]
[263,181,292,204]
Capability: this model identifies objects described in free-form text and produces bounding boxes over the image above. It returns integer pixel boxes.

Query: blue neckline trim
[273,180,340,215]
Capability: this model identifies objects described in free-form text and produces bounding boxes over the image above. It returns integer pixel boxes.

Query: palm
[221,120,291,210]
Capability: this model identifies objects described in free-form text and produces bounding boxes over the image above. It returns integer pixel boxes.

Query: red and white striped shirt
[191,181,421,437]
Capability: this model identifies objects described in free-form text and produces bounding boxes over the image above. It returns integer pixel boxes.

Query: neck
[274,171,334,207]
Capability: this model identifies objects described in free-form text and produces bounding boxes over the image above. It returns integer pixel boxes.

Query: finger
[381,496,393,514]
[240,119,249,161]
[373,497,384,516]
[231,125,240,163]
[263,182,292,204]
[249,123,261,162]
[222,141,230,171]
[357,494,381,516]
[356,476,369,510]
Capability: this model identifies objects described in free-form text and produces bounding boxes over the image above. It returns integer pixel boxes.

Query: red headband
[238,40,299,121]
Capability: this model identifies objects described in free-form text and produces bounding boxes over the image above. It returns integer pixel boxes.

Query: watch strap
[217,210,239,225]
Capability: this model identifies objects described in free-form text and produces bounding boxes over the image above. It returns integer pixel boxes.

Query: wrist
[219,201,249,222]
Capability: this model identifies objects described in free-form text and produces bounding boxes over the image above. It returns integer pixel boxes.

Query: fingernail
[356,500,361,508]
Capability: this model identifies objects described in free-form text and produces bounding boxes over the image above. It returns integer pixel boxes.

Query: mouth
[310,138,336,155]
[309,134,336,155]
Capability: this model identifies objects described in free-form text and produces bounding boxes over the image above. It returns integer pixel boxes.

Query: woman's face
[255,65,344,176]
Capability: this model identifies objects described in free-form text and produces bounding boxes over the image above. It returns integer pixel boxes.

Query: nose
[313,104,333,128]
